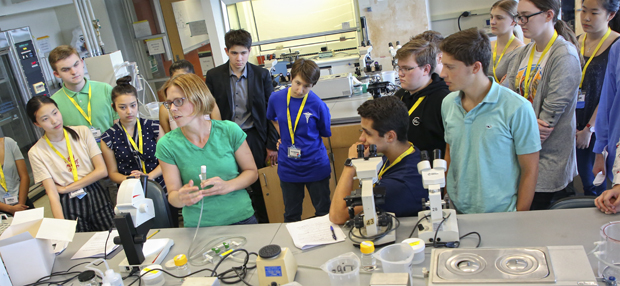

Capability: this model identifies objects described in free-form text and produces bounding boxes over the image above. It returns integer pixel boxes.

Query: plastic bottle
[608,276,617,286]
[360,241,377,272]
[102,269,124,286]
[174,254,192,278]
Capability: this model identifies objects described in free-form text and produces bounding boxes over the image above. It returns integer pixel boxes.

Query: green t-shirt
[51,79,118,134]
[155,120,254,227]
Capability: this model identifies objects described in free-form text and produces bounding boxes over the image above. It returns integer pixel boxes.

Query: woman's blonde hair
[160,73,215,116]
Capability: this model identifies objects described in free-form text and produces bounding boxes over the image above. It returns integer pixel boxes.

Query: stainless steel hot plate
[433,247,556,284]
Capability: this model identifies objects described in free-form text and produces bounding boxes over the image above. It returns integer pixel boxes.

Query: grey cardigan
[502,35,580,193]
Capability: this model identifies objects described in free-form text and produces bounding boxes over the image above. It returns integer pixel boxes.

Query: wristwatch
[586,124,595,133]
[344,158,354,167]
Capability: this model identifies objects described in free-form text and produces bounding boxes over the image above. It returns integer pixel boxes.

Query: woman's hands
[177,177,236,206]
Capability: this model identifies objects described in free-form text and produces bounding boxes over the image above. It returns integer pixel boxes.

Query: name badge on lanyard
[288,145,301,159]
[286,88,308,160]
[90,126,102,143]
[3,193,17,205]
[577,90,586,109]
[69,188,87,199]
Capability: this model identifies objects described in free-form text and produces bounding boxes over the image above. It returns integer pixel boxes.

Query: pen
[330,226,337,241]
[147,229,160,240]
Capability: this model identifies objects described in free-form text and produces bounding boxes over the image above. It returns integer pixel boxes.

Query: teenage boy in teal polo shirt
[439,28,541,213]
[48,45,117,143]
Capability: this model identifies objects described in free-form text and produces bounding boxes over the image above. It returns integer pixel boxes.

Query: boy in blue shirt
[329,96,427,225]
[439,28,541,213]
[267,59,332,222]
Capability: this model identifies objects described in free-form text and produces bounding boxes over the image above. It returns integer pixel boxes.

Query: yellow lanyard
[408,96,426,116]
[580,28,612,89]
[63,83,92,126]
[45,129,79,182]
[121,121,146,173]
[286,88,309,146]
[378,142,415,180]
[0,164,6,193]
[493,34,515,82]
[521,31,558,99]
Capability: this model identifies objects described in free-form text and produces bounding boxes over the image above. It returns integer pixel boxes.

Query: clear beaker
[375,243,415,274]
[600,221,620,279]
[320,252,360,286]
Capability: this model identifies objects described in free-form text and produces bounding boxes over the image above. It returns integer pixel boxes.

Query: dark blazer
[205,61,278,150]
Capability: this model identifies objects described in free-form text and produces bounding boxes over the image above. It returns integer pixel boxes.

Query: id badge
[90,127,102,143]
[287,145,301,159]
[3,195,17,205]
[577,90,586,109]
[69,188,87,199]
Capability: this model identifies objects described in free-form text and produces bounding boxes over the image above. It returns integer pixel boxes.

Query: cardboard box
[0,208,76,285]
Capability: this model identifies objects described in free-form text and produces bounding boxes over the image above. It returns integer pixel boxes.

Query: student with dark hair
[205,29,277,223]
[169,59,195,75]
[26,96,114,232]
[329,96,426,224]
[574,0,620,196]
[440,28,541,214]
[503,0,582,209]
[48,45,117,143]
[161,60,221,133]
[100,76,165,189]
[394,39,450,155]
[489,0,525,83]
[266,59,332,222]
[411,30,445,74]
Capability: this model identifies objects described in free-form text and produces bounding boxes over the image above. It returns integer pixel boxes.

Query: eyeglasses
[396,65,419,74]
[162,97,187,109]
[516,11,544,24]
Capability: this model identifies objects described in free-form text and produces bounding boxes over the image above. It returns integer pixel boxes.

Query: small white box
[84,50,128,87]
[0,208,76,286]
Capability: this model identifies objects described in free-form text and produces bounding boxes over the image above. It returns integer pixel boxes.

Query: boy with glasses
[394,39,450,154]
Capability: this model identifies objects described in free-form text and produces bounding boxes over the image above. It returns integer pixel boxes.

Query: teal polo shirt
[441,77,541,214]
[51,79,118,133]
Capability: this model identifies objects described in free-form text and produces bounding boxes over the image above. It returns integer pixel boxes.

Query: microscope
[344,144,396,246]
[114,176,174,272]
[416,150,459,244]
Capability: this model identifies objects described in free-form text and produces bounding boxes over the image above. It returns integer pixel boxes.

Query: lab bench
[52,208,610,285]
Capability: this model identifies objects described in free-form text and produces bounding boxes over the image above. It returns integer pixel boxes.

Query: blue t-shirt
[155,120,254,227]
[375,150,427,216]
[442,78,541,214]
[101,119,165,190]
[266,88,332,182]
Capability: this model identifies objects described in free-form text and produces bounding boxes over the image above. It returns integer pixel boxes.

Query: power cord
[347,213,400,243]
[458,11,471,31]
[409,214,430,238]
[123,248,257,286]
[26,261,103,286]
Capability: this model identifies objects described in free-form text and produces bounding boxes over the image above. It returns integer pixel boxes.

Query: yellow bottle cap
[174,254,188,266]
[360,241,375,254]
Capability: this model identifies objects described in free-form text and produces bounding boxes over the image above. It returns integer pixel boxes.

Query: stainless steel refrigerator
[0,27,52,186]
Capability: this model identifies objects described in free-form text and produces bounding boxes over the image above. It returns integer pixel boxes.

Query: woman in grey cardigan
[502,0,581,210]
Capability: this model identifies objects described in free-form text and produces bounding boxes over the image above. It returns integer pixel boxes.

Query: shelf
[252,28,357,46]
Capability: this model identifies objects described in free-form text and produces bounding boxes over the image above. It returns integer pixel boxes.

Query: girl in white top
[489,0,525,83]
[26,96,114,232]
[0,137,32,215]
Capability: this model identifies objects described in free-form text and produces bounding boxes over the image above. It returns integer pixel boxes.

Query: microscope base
[417,209,459,245]
[352,215,397,247]
[119,238,175,272]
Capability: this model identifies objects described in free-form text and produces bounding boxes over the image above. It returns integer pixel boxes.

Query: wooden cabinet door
[258,165,317,223]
